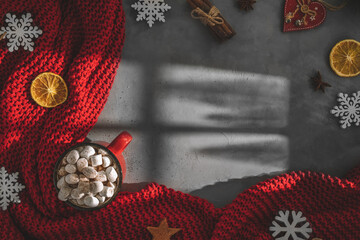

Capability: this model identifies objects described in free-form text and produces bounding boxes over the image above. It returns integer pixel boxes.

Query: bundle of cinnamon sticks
[187,0,236,41]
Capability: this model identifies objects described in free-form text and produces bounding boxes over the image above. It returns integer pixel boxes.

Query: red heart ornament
[283,0,327,32]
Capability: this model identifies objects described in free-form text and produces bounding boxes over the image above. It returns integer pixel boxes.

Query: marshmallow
[90,181,104,194]
[56,176,66,189]
[58,192,68,202]
[84,196,99,207]
[65,164,77,174]
[71,188,85,200]
[102,156,111,168]
[99,186,114,198]
[76,158,88,172]
[107,182,115,188]
[78,181,90,194]
[82,167,97,179]
[94,171,107,182]
[66,150,80,164]
[98,148,108,155]
[90,154,102,167]
[65,174,79,185]
[96,195,106,204]
[80,146,96,159]
[58,185,72,201]
[106,167,118,183]
[76,197,85,206]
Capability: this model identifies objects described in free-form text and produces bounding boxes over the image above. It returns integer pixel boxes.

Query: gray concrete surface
[88,0,360,207]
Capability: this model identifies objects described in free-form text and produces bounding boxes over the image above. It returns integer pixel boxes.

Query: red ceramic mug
[54,131,132,210]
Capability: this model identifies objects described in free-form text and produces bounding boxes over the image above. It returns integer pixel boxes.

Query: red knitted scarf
[1,1,360,239]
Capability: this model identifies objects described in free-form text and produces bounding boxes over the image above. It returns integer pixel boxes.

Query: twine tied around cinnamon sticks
[191,6,224,27]
[187,0,235,41]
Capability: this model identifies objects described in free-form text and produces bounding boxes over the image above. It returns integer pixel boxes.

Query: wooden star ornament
[147,218,182,240]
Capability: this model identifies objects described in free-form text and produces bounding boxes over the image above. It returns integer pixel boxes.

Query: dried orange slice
[30,72,68,108]
[330,39,360,77]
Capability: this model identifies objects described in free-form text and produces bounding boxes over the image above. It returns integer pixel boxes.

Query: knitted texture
[1,1,360,240]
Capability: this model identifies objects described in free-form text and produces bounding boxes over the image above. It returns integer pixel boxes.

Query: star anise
[311,71,331,93]
[238,0,256,11]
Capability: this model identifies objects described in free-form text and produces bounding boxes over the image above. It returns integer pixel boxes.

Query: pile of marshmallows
[56,145,119,208]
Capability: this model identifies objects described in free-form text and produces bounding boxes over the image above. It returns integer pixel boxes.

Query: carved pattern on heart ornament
[283,0,326,32]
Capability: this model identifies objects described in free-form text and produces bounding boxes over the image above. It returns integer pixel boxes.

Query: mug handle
[107,131,132,157]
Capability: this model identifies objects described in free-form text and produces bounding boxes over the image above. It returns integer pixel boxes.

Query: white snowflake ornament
[0,13,43,52]
[269,210,312,240]
[131,0,171,28]
[331,91,360,129]
[0,167,25,210]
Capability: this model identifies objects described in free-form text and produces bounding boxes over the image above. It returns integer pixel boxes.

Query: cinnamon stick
[187,0,236,41]
[203,0,235,38]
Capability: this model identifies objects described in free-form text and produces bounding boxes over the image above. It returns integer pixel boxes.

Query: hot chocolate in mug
[53,131,132,210]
